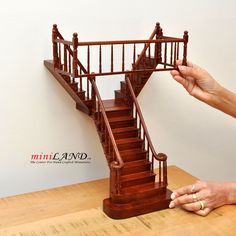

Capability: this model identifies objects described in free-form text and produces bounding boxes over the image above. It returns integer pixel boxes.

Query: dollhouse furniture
[44,23,188,219]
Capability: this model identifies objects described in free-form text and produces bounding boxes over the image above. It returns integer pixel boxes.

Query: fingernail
[169,202,175,208]
[171,193,176,200]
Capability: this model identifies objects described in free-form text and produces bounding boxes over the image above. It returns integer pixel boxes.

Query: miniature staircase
[44,23,188,219]
[101,100,171,219]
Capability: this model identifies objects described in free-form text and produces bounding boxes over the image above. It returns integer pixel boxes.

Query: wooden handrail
[55,38,73,46]
[52,24,187,80]
[77,38,184,46]
[134,24,158,67]
[125,75,167,162]
[90,78,124,169]
[53,24,88,74]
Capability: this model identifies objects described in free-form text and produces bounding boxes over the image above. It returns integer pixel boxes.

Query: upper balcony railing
[52,23,188,80]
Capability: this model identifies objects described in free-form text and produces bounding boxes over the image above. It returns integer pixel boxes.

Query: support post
[52,24,59,69]
[183,31,189,66]
[155,22,163,64]
[72,33,79,78]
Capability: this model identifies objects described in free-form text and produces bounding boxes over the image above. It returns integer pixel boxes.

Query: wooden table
[0,166,235,235]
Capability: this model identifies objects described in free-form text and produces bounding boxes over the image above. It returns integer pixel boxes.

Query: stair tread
[120,148,147,156]
[121,182,165,195]
[123,159,150,168]
[116,137,143,144]
[112,126,138,133]
[121,171,155,182]
[103,99,129,112]
[108,116,134,122]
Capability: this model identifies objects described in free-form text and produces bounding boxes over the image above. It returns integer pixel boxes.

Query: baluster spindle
[164,42,167,69]
[52,24,59,69]
[80,68,82,91]
[64,45,67,72]
[69,54,71,74]
[87,78,90,99]
[148,44,151,65]
[138,119,141,138]
[151,154,154,171]
[99,45,102,73]
[143,44,146,69]
[163,160,167,185]
[159,161,162,183]
[133,44,136,67]
[58,43,61,69]
[177,42,179,60]
[111,44,114,72]
[72,33,79,79]
[174,42,177,67]
[122,44,125,72]
[87,45,90,74]
[183,31,189,66]
[170,42,173,65]
[98,102,100,124]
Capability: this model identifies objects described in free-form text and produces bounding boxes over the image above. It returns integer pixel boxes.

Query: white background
[0,0,236,197]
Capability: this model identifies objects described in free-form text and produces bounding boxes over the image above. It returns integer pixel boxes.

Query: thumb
[178,65,202,80]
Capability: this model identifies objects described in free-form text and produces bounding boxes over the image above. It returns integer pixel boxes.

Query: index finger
[171,183,199,199]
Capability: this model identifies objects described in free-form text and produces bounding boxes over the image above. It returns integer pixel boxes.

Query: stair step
[120,81,126,92]
[103,188,172,219]
[121,159,151,175]
[61,74,71,83]
[115,90,127,100]
[121,171,156,188]
[70,82,78,91]
[120,149,147,162]
[99,99,131,118]
[112,126,139,140]
[77,90,86,100]
[108,116,135,129]
[112,182,166,204]
[116,137,143,151]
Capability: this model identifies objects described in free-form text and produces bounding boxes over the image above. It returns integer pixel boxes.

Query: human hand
[170,60,222,106]
[169,180,231,216]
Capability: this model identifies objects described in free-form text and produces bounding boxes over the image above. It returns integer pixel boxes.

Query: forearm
[211,86,236,118]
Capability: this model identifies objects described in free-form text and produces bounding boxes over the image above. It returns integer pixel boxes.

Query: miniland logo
[30,152,91,164]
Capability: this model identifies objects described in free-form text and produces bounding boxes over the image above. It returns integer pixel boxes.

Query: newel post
[72,33,79,78]
[155,22,163,64]
[183,31,189,66]
[52,24,59,69]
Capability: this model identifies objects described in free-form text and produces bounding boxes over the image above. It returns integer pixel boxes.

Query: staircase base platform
[103,188,172,219]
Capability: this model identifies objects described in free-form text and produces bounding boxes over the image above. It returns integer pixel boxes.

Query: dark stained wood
[183,31,189,66]
[44,60,89,114]
[99,45,102,73]
[72,33,79,78]
[111,44,114,72]
[45,23,189,219]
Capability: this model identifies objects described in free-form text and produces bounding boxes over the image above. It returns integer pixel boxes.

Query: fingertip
[170,70,180,76]
[178,65,187,73]
[171,193,176,200]
[169,201,175,208]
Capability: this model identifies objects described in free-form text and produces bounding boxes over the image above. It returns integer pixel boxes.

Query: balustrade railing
[50,23,188,194]
[52,23,188,88]
[125,75,168,185]
[89,77,124,196]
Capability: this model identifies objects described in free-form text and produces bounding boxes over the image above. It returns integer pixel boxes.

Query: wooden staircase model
[44,23,188,219]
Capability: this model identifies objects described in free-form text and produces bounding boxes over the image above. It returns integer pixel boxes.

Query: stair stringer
[44,60,90,115]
